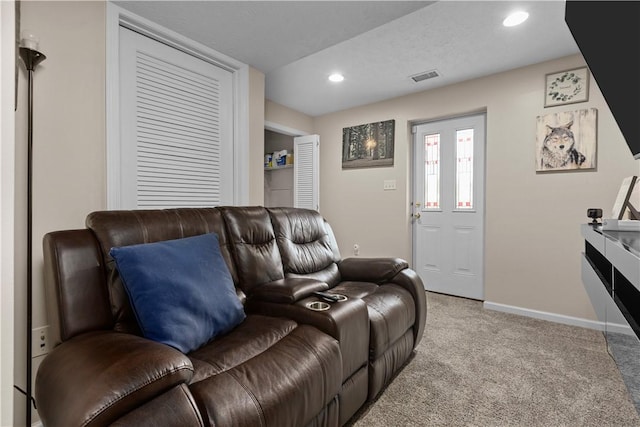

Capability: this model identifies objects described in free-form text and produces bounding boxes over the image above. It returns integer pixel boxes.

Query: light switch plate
[383,180,396,190]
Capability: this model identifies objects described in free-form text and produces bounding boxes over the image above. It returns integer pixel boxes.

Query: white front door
[412,114,485,300]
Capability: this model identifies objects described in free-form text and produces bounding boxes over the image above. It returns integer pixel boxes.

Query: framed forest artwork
[342,120,395,169]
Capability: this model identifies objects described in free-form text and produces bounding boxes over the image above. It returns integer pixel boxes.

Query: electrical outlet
[32,326,50,356]
[383,180,396,190]
[353,243,360,256]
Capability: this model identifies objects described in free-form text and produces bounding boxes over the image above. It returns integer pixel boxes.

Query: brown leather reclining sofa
[36,206,427,427]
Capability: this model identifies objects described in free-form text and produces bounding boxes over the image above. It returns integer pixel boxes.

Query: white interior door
[293,134,320,211]
[412,114,485,300]
[119,26,233,209]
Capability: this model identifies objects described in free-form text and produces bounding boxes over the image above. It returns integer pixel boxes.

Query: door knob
[412,201,421,219]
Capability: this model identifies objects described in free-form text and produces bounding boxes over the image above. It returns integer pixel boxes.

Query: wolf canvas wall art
[536,108,597,171]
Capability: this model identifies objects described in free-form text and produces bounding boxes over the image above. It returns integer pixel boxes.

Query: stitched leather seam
[189,356,226,380]
[177,384,205,427]
[174,210,186,238]
[240,239,277,249]
[289,332,329,409]
[131,211,148,243]
[367,303,391,357]
[390,262,408,278]
[377,262,407,284]
[51,240,68,339]
[194,210,211,235]
[224,370,267,427]
[82,364,193,426]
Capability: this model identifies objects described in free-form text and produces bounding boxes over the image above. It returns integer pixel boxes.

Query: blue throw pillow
[110,233,245,353]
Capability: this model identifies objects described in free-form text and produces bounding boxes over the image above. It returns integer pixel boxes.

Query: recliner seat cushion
[188,315,342,427]
[188,315,298,382]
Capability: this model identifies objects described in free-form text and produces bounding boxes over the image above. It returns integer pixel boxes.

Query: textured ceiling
[266,0,580,116]
[115,0,580,117]
[114,1,433,72]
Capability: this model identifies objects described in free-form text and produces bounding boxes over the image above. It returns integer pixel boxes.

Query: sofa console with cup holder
[36,206,427,427]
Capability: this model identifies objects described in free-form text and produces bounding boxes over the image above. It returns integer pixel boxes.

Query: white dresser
[581,224,640,413]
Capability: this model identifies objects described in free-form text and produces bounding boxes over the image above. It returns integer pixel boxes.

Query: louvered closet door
[293,134,319,211]
[119,27,233,209]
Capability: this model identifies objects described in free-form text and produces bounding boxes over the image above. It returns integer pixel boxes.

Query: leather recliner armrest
[249,278,329,303]
[338,257,409,283]
[386,268,428,347]
[35,331,194,427]
[338,258,427,347]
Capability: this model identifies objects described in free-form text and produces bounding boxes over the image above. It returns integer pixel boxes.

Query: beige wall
[265,99,314,134]
[265,129,294,154]
[249,67,265,205]
[313,54,639,320]
[15,1,107,422]
[482,57,636,318]
[314,107,412,260]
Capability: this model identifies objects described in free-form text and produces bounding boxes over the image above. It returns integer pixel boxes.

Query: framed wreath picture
[544,67,589,107]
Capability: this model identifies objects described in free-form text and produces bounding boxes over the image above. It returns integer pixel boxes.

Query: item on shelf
[587,208,603,225]
[274,149,287,166]
[286,153,293,165]
[264,154,272,168]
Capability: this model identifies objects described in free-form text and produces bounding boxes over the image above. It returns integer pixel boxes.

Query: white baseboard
[482,301,630,334]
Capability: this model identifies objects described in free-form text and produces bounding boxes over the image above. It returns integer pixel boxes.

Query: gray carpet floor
[351,292,640,426]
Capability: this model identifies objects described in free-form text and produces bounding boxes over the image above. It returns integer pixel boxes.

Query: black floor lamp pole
[19,45,45,427]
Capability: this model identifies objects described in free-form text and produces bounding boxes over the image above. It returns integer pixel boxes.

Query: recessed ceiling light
[503,11,529,27]
[328,73,344,83]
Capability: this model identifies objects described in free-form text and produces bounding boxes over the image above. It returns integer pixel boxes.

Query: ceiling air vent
[411,69,440,83]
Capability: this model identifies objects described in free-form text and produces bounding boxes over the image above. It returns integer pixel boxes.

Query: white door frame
[106,2,250,208]
[263,122,320,211]
[264,121,309,137]
[263,122,307,209]
[411,111,487,299]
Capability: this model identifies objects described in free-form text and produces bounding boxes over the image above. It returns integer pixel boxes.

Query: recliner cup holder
[306,301,330,311]
[333,294,348,302]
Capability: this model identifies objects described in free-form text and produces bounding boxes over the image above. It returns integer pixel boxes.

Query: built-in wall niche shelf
[264,164,293,171]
